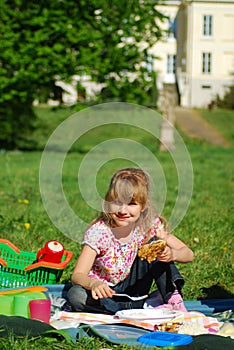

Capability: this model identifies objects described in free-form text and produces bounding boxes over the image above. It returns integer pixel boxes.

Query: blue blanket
[1,284,233,316]
[43,284,234,316]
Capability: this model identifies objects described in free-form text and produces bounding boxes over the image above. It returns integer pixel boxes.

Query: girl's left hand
[157,246,173,262]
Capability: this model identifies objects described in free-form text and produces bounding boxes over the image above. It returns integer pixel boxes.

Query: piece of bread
[138,240,166,263]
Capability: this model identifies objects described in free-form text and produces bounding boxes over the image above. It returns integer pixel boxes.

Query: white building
[151,1,180,89]
[55,0,234,108]
[153,0,234,108]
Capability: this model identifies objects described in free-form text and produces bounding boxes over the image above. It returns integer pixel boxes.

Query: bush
[212,84,234,110]
[0,98,37,150]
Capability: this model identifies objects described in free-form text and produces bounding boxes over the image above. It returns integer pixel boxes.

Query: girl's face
[109,199,143,228]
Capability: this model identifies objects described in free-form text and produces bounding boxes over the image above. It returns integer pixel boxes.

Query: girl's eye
[129,201,137,205]
[113,200,122,206]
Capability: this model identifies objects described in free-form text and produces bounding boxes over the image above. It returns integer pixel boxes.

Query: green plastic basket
[0,239,73,288]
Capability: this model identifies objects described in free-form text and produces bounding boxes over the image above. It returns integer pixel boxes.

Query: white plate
[115,308,178,321]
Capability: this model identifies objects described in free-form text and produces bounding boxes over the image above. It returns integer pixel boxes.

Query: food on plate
[115,308,176,321]
[179,322,209,335]
[154,321,183,333]
[154,320,212,335]
[138,240,166,263]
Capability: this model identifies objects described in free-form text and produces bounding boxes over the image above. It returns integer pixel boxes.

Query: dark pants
[67,256,184,314]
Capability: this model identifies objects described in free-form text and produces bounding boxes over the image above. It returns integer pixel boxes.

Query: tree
[1,0,167,149]
[85,1,166,104]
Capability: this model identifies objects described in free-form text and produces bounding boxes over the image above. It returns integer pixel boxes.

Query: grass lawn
[198,108,234,145]
[0,106,233,349]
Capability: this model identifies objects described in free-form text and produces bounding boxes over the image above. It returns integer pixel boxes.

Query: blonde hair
[99,167,156,231]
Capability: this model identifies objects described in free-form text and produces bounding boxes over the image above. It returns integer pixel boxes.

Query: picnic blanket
[0,314,233,349]
[50,309,221,334]
[173,311,220,334]
[1,284,233,347]
[50,310,234,349]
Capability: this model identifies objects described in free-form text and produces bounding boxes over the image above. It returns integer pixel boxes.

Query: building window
[203,15,213,37]
[202,85,211,89]
[202,52,212,74]
[167,18,176,39]
[167,54,176,74]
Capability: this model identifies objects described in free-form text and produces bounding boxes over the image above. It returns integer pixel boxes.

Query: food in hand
[138,240,166,263]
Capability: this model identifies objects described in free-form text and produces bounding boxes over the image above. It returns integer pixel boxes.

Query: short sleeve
[82,221,111,255]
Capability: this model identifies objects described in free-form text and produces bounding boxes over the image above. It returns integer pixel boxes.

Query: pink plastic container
[29,299,51,323]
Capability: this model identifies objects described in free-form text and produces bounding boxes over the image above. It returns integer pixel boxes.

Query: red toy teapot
[36,240,64,264]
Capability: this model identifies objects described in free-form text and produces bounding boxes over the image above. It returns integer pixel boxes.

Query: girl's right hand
[90,279,115,300]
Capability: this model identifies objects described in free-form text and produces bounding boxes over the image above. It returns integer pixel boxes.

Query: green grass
[0,106,233,349]
[198,108,234,145]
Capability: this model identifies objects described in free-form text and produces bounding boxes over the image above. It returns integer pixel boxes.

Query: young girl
[67,168,194,314]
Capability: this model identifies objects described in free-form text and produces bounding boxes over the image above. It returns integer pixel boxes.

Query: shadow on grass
[199,283,234,300]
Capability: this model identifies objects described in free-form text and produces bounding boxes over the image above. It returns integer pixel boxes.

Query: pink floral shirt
[82,217,162,286]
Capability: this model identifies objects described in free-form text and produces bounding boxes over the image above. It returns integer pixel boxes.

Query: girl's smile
[110,200,143,227]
